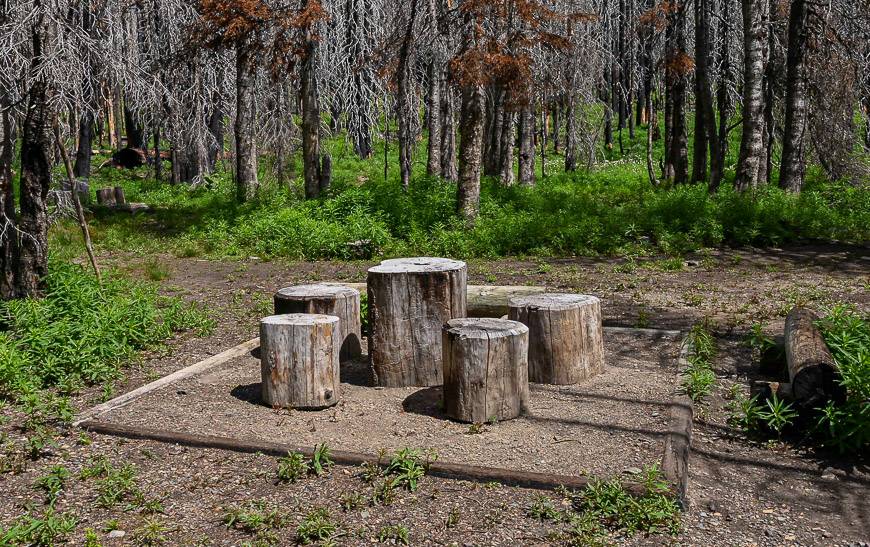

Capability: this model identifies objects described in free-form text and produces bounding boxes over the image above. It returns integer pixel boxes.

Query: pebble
[107,530,126,539]
[623,467,642,475]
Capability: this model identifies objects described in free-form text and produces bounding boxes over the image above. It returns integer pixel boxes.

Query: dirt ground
[2,243,869,545]
[99,329,682,478]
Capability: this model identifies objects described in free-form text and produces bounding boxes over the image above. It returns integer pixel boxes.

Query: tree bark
[784,308,846,408]
[234,45,258,202]
[498,110,516,185]
[123,106,145,149]
[518,106,536,186]
[734,0,769,191]
[260,314,340,409]
[664,0,689,184]
[778,0,809,193]
[274,284,361,362]
[457,84,485,224]
[426,60,442,177]
[301,8,324,199]
[440,76,458,182]
[0,101,17,298]
[442,318,530,423]
[396,0,420,190]
[73,114,94,178]
[367,257,467,387]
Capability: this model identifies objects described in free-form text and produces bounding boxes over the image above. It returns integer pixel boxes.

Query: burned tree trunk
[396,0,420,190]
[664,0,689,184]
[778,0,810,193]
[735,0,769,191]
[457,84,485,224]
[518,105,536,186]
[784,308,845,408]
[301,7,324,199]
[440,76,458,182]
[426,60,442,177]
[499,109,516,185]
[234,45,258,202]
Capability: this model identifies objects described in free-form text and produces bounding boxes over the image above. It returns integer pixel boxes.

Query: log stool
[508,293,604,384]
[367,257,467,387]
[260,314,340,409]
[442,318,530,423]
[274,284,362,362]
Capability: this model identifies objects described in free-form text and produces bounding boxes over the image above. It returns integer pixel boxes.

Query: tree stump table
[367,257,467,387]
[260,314,340,409]
[274,284,362,362]
[508,293,604,384]
[442,318,530,423]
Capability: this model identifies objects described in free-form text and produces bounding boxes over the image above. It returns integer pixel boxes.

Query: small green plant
[83,527,102,547]
[758,393,798,436]
[276,451,308,483]
[445,507,460,529]
[680,322,717,403]
[382,448,432,491]
[142,258,171,281]
[296,508,338,544]
[527,494,561,521]
[745,322,775,353]
[35,465,70,506]
[372,479,397,506]
[466,422,486,435]
[339,490,365,511]
[377,524,409,545]
[93,462,141,508]
[310,443,334,476]
[223,500,289,543]
[359,460,382,484]
[0,509,78,546]
[132,517,169,546]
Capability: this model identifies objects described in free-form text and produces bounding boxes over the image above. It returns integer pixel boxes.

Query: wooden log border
[79,419,653,495]
[660,333,694,510]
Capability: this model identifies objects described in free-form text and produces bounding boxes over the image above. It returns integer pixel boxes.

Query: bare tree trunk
[396,0,419,189]
[779,0,809,193]
[518,106,536,186]
[665,0,689,184]
[735,0,769,191]
[499,110,516,185]
[14,19,53,298]
[426,60,442,177]
[73,114,93,178]
[123,106,144,149]
[0,102,17,298]
[694,0,721,186]
[234,45,258,202]
[440,77,458,182]
[565,93,578,172]
[713,0,734,192]
[301,6,325,199]
[457,85,485,225]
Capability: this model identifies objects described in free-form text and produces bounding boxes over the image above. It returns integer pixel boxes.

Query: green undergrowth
[730,305,869,454]
[0,260,213,406]
[680,322,717,404]
[55,132,869,262]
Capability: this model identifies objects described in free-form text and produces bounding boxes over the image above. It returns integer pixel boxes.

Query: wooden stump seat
[260,314,340,409]
[274,284,362,362]
[367,257,467,387]
[508,293,604,384]
[442,318,530,423]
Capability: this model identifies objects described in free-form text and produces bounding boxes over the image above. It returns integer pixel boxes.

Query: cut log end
[784,308,844,408]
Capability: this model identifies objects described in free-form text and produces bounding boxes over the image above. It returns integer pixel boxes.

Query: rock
[108,530,126,539]
[623,467,642,475]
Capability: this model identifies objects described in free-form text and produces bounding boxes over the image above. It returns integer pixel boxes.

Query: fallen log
[784,308,845,408]
[327,283,548,318]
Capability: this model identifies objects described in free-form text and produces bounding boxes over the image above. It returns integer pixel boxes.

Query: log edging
[661,333,694,510]
[78,419,653,495]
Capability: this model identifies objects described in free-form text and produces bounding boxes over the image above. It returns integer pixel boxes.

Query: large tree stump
[260,314,340,409]
[508,293,604,384]
[784,308,845,408]
[367,257,467,387]
[274,284,362,362]
[442,318,530,423]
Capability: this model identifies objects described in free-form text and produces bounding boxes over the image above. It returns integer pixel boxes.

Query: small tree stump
[508,293,604,384]
[260,314,340,409]
[784,308,845,408]
[96,188,116,206]
[367,257,467,387]
[113,186,127,205]
[274,284,362,362]
[442,318,530,423]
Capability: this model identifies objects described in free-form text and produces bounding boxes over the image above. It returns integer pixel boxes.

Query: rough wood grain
[326,283,546,318]
[662,395,693,510]
[260,314,340,409]
[784,308,845,408]
[508,293,604,384]
[442,318,530,423]
[96,188,116,206]
[367,257,467,387]
[274,284,362,362]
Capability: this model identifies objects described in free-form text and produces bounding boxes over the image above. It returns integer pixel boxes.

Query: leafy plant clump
[815,305,870,453]
[680,322,717,403]
[0,261,213,400]
[276,451,308,483]
[296,508,339,545]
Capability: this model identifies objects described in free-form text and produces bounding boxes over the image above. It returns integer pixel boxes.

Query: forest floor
[2,243,869,545]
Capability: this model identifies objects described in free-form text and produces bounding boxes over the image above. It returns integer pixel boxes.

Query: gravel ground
[1,243,868,545]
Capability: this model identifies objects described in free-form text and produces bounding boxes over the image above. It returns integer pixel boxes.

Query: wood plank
[73,337,260,426]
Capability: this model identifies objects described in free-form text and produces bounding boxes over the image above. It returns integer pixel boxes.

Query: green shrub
[0,261,212,398]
